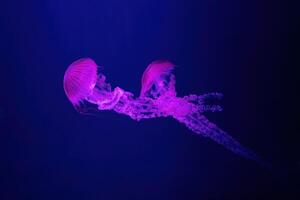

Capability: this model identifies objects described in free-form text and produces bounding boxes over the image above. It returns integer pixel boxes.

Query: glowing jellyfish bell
[140,60,176,98]
[63,58,99,110]
[64,58,122,113]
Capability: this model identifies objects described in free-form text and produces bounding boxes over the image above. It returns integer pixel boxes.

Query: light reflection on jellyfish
[63,58,269,167]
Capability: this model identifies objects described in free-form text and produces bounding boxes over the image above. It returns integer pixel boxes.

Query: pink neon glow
[63,58,98,106]
[63,58,269,167]
[140,60,175,97]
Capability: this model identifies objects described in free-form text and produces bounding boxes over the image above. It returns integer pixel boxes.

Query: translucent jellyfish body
[63,58,269,167]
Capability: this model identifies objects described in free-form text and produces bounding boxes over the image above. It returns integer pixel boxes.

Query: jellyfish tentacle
[184,92,222,102]
[201,104,223,112]
[200,92,223,101]
[175,111,270,167]
[183,94,223,113]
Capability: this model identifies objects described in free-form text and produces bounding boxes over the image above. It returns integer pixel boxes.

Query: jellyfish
[63,58,270,167]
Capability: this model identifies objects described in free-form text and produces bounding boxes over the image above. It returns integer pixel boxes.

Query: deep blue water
[1,0,299,199]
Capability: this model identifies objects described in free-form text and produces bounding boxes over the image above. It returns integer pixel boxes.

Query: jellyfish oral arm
[85,85,162,120]
[113,92,163,121]
[95,87,124,110]
[175,111,269,167]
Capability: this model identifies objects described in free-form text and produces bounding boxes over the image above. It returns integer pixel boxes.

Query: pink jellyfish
[63,58,269,167]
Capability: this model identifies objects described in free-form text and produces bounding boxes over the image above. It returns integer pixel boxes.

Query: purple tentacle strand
[63,58,270,167]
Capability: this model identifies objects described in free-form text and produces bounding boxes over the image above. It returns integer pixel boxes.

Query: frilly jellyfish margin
[63,58,270,168]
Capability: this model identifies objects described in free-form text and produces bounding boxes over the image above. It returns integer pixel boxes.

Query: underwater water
[1,0,299,199]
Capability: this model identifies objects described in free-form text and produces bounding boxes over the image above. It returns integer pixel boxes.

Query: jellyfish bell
[63,58,103,114]
[140,60,176,98]
[63,58,124,114]
[63,58,98,106]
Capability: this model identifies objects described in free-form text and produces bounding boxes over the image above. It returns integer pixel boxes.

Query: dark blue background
[1,0,299,199]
